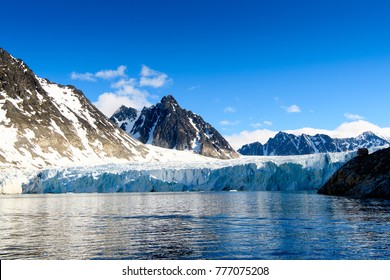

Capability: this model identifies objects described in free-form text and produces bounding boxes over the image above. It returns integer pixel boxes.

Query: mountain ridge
[238,131,389,156]
[0,47,150,168]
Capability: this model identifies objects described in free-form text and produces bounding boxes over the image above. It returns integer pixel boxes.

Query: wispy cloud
[71,65,127,81]
[224,107,236,113]
[220,120,240,126]
[344,113,365,121]
[282,104,301,113]
[251,123,263,129]
[95,65,127,80]
[251,120,273,128]
[139,65,171,88]
[187,85,200,91]
[70,72,96,82]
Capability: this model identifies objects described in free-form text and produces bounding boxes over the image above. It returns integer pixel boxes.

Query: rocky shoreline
[318,148,390,199]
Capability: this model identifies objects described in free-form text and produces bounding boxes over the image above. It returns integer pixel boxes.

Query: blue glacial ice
[21,151,357,194]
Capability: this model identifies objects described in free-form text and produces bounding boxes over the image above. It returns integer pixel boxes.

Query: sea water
[1,191,390,260]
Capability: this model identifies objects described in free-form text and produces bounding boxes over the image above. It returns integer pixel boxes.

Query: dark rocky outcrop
[317,148,390,199]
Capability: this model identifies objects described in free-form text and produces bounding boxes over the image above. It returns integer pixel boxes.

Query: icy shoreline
[6,151,357,194]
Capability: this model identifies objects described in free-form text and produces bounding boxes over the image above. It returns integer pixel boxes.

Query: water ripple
[1,192,390,259]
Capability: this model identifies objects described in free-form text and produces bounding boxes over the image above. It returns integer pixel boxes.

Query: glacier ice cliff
[21,151,360,194]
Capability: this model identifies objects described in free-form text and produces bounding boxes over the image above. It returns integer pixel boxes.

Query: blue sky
[2,0,390,148]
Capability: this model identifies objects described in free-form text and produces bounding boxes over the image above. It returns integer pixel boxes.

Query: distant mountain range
[238,131,389,156]
[110,95,239,159]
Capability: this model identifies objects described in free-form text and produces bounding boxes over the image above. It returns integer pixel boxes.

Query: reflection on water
[1,191,390,259]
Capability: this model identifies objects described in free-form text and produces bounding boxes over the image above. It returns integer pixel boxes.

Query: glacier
[21,151,359,194]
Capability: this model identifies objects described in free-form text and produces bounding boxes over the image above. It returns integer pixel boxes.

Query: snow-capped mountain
[238,131,389,156]
[0,48,150,168]
[110,95,239,159]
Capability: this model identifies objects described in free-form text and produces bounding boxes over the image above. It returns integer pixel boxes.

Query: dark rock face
[238,131,389,156]
[318,148,390,199]
[357,148,369,157]
[111,95,239,159]
[109,105,138,133]
[237,141,264,156]
[0,48,148,167]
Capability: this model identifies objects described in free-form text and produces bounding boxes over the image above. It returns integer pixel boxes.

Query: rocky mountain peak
[358,131,377,139]
[160,95,178,106]
[111,95,239,159]
[0,48,44,101]
[1,48,149,168]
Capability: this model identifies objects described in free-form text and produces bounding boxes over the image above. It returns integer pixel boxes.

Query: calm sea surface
[1,191,390,260]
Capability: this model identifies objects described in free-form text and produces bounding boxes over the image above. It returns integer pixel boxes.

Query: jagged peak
[275,131,286,136]
[160,95,179,106]
[0,47,34,77]
[117,104,132,111]
[111,105,138,119]
[112,105,128,115]
[359,131,376,137]
[274,131,293,139]
[0,48,20,64]
[0,47,11,58]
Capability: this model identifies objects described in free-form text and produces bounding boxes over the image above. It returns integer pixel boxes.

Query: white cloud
[93,92,151,117]
[71,65,172,117]
[224,120,390,150]
[224,107,236,113]
[220,120,240,126]
[93,77,153,116]
[95,65,127,80]
[139,65,171,88]
[187,85,200,91]
[70,72,96,81]
[250,120,273,129]
[111,78,137,89]
[251,123,263,129]
[225,129,277,150]
[344,113,365,121]
[283,104,301,113]
[71,65,127,81]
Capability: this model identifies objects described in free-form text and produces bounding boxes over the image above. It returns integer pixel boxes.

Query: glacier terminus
[21,151,358,194]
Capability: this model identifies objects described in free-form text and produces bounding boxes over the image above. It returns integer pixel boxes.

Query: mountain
[0,48,150,168]
[109,105,139,134]
[110,95,239,159]
[238,131,389,156]
[318,148,390,199]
